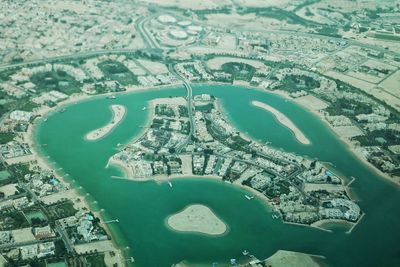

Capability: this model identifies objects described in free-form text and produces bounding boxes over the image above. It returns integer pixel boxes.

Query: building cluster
[150,14,203,47]
[0,0,146,63]
[112,98,190,178]
[0,142,32,161]
[24,170,66,197]
[0,157,112,266]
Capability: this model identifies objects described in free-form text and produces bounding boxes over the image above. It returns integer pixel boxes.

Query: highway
[136,15,160,49]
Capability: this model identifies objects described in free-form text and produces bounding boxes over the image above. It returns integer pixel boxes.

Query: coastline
[26,90,173,267]
[195,81,399,187]
[28,119,127,267]
[27,81,398,267]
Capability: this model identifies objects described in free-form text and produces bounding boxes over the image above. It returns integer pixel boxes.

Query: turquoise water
[35,85,400,267]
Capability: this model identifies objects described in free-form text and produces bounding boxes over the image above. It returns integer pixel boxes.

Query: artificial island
[110,94,361,227]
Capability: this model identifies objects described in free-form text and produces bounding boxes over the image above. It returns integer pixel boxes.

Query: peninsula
[111,94,361,228]
[167,204,227,236]
[252,100,310,145]
[85,104,126,141]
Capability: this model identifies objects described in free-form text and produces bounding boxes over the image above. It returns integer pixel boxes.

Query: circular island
[166,204,227,236]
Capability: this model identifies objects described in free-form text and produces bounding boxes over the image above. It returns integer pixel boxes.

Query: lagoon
[34,84,400,267]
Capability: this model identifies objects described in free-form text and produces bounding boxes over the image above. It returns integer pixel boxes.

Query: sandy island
[252,100,310,145]
[85,104,126,141]
[167,204,227,236]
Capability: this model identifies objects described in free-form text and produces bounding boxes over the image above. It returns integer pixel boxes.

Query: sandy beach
[265,250,323,267]
[252,100,311,145]
[85,104,126,141]
[26,95,127,267]
[166,204,227,236]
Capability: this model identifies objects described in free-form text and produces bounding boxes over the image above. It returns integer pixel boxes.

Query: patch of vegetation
[30,70,82,95]
[293,0,321,12]
[47,200,77,220]
[195,103,214,112]
[8,163,31,180]
[155,104,175,117]
[0,68,20,81]
[0,211,29,230]
[178,106,188,117]
[277,74,320,93]
[316,26,341,38]
[0,132,16,144]
[97,60,138,86]
[324,98,373,119]
[353,130,400,147]
[373,33,400,41]
[221,62,256,82]
[25,210,48,225]
[84,254,107,267]
[191,6,232,20]
[237,7,323,28]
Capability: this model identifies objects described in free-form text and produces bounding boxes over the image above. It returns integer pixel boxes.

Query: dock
[104,219,119,224]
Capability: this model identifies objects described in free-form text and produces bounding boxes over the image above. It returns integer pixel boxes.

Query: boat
[245,195,254,200]
[242,250,249,256]
[107,95,116,99]
[43,118,48,122]
[142,106,146,111]
[59,108,66,113]
[168,181,173,188]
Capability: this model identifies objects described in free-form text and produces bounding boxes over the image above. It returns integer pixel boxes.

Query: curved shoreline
[29,119,128,267]
[252,100,311,145]
[30,81,398,267]
[85,104,126,141]
[166,204,228,236]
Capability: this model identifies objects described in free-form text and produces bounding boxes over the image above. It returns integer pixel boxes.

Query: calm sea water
[34,85,400,267]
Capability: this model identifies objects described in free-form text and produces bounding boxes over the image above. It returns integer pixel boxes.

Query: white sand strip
[86,105,126,141]
[252,100,310,145]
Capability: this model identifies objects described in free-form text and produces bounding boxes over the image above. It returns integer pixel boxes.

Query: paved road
[168,64,195,153]
[136,15,160,49]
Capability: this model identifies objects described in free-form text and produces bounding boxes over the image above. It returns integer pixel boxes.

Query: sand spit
[252,100,311,145]
[86,104,126,141]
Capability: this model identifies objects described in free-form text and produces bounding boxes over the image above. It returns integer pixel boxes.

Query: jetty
[104,219,119,224]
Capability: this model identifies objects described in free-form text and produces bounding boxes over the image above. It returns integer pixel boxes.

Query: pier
[104,219,119,224]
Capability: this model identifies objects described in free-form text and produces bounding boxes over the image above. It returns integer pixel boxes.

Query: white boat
[168,181,173,188]
[242,250,249,256]
[245,195,254,200]
[142,106,146,111]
